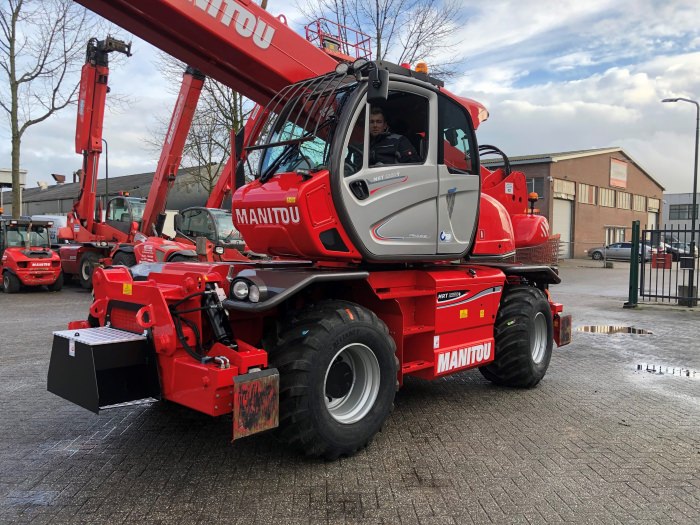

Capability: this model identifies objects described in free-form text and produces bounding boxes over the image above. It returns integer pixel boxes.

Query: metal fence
[638,224,699,306]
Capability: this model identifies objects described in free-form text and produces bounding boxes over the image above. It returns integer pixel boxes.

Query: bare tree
[297,0,461,77]
[0,0,98,218]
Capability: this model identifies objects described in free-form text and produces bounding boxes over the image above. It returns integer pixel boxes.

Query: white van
[31,215,67,247]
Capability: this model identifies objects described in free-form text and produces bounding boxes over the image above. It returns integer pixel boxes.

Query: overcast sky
[2,0,700,194]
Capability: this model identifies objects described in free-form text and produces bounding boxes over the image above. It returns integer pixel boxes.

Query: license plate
[232,368,279,440]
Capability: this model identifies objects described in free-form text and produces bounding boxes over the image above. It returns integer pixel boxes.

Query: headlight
[232,280,249,300]
[214,246,224,255]
[248,284,260,303]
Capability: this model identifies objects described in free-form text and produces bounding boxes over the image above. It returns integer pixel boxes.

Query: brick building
[484,147,664,258]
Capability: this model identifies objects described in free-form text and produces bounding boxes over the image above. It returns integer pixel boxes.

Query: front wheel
[479,286,553,388]
[112,251,136,267]
[168,254,197,262]
[269,300,398,459]
[591,251,603,260]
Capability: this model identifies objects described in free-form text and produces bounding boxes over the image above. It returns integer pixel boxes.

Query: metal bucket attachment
[47,327,160,414]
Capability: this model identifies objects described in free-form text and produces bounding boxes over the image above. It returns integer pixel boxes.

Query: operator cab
[235,61,482,262]
[105,196,145,234]
[0,218,52,254]
[175,207,246,253]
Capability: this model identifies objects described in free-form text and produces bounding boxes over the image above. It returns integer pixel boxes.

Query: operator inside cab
[368,106,418,165]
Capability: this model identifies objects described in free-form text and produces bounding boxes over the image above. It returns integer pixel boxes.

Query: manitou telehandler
[1,217,63,293]
[48,0,571,459]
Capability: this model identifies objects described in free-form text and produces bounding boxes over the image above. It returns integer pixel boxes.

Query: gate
[630,222,699,306]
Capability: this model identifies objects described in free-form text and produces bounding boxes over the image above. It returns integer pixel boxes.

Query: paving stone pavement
[0,261,698,524]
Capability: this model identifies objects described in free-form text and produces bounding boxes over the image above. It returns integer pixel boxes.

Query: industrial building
[483,147,665,258]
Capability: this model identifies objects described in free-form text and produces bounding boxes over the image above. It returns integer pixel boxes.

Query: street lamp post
[102,138,109,208]
[662,97,699,305]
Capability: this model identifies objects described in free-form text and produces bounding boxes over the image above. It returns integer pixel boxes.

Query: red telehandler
[48,0,572,459]
[57,40,214,287]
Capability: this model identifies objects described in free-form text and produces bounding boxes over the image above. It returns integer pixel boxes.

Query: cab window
[438,97,477,174]
[107,198,130,222]
[180,209,216,242]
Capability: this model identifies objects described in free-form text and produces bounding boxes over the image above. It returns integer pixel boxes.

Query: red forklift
[1,216,63,293]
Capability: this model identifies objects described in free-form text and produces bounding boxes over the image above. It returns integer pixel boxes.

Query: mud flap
[232,368,279,440]
[553,314,572,347]
[47,327,160,414]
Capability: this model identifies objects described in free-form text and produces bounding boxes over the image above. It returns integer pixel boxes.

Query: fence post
[624,220,640,308]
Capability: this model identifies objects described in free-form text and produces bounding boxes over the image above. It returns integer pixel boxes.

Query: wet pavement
[0,260,698,524]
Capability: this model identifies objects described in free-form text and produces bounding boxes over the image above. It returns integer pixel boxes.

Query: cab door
[435,96,480,255]
[336,84,438,260]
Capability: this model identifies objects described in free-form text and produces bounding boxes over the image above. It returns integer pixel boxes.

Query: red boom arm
[73,0,340,108]
[140,67,206,235]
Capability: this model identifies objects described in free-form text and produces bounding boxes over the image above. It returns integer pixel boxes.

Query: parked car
[588,242,653,261]
[664,242,699,262]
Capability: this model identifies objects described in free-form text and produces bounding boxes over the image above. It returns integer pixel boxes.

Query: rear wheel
[47,272,64,292]
[78,252,100,289]
[3,272,20,294]
[112,251,137,267]
[479,286,553,388]
[269,300,398,459]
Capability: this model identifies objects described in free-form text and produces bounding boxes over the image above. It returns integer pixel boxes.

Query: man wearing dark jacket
[369,107,418,165]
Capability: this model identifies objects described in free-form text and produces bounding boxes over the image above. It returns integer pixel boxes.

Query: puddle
[100,397,158,410]
[577,325,653,335]
[636,363,697,378]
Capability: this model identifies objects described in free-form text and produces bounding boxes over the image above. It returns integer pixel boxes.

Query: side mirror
[367,67,389,104]
[131,221,139,233]
[195,236,208,257]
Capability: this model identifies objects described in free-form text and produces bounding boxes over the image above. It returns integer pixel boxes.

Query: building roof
[481,147,665,191]
[0,165,211,204]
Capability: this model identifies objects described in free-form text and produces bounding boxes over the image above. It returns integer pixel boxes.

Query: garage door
[552,198,573,259]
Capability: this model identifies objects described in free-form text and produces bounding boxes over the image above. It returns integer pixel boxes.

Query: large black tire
[112,251,137,267]
[2,272,20,293]
[169,254,197,262]
[78,252,100,289]
[47,272,64,292]
[591,251,603,261]
[269,300,398,459]
[479,286,553,388]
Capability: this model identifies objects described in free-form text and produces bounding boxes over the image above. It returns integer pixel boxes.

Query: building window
[617,191,631,209]
[647,198,660,212]
[578,183,596,204]
[669,203,699,220]
[526,177,545,198]
[553,179,575,200]
[599,188,615,208]
[633,195,646,212]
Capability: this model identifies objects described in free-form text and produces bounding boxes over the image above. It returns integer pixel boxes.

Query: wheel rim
[324,343,381,424]
[3,274,8,290]
[531,312,548,364]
